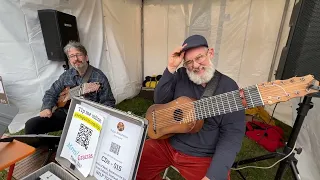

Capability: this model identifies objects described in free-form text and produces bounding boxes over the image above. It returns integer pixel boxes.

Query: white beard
[186,62,215,85]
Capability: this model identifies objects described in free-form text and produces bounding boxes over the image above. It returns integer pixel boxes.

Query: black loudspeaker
[38,9,80,62]
[276,0,320,81]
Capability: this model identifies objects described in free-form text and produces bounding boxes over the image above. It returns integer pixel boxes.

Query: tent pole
[141,0,145,83]
[268,0,291,81]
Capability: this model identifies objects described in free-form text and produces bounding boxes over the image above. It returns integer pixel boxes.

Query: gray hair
[63,41,88,56]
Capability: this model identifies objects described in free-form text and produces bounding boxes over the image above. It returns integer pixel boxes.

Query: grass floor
[1,96,293,180]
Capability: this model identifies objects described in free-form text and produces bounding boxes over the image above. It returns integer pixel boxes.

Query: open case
[22,96,148,180]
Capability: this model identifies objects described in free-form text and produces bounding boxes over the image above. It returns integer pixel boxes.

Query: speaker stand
[63,64,69,71]
[232,95,315,180]
[63,58,69,71]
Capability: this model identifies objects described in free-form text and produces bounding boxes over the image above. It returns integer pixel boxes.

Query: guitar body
[54,82,101,111]
[145,96,204,139]
[145,74,320,140]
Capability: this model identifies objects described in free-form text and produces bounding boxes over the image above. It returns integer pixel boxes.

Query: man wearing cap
[136,35,245,180]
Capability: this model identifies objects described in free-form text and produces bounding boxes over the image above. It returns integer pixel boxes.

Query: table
[0,139,35,180]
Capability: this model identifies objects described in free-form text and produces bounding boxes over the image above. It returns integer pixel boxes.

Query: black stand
[63,54,69,70]
[232,96,314,180]
[0,137,14,142]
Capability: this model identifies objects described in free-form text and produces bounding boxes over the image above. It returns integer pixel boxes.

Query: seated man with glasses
[25,41,115,134]
[137,35,245,180]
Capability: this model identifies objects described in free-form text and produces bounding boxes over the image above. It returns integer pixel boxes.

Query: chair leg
[7,164,15,180]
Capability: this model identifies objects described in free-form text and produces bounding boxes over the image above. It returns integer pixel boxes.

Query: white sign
[60,104,104,177]
[94,115,142,180]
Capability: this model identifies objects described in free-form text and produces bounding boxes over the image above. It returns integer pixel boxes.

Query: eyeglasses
[183,50,209,67]
[68,53,84,60]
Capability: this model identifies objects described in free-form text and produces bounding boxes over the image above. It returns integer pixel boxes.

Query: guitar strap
[201,70,222,98]
[82,65,93,83]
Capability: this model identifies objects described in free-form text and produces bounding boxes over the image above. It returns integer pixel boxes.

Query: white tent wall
[0,0,141,133]
[294,98,320,180]
[144,0,285,88]
[101,0,142,103]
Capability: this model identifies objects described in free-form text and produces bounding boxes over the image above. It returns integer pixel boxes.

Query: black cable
[269,103,278,124]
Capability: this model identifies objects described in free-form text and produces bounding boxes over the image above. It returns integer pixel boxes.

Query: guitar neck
[194,85,264,120]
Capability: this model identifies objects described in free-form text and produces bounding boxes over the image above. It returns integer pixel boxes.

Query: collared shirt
[41,66,115,111]
[154,67,245,180]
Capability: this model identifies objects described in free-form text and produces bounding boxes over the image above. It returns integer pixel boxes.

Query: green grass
[1,96,293,180]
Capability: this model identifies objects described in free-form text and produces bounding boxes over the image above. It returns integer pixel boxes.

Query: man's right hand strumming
[167,44,187,73]
[40,109,52,118]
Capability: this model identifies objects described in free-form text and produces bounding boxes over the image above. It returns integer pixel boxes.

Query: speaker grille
[277,0,320,81]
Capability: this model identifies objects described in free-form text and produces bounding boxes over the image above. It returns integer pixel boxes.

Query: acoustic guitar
[55,82,100,109]
[145,75,320,139]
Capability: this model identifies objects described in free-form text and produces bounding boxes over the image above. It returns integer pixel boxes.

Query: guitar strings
[154,80,310,117]
[154,89,275,127]
[154,85,257,115]
[154,90,260,126]
[154,83,298,117]
[154,84,304,126]
[154,91,259,124]
[154,86,259,121]
[152,87,309,128]
[154,93,250,128]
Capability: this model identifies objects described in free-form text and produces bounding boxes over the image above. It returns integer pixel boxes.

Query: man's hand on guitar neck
[40,109,52,118]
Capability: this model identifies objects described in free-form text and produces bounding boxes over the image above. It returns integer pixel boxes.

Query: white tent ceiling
[0,0,319,179]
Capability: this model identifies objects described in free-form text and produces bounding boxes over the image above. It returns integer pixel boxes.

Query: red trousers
[136,139,230,180]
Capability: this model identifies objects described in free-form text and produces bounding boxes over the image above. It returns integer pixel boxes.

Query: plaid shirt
[41,66,115,111]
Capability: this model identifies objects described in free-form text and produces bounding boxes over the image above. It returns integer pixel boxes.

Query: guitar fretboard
[193,85,264,120]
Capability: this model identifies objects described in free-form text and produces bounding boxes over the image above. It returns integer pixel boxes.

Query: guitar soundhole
[173,109,183,121]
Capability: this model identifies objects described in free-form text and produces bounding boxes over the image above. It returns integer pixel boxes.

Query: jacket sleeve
[41,74,66,111]
[154,67,178,104]
[98,73,116,107]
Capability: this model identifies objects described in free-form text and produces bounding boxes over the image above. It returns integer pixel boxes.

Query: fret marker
[268,100,273,104]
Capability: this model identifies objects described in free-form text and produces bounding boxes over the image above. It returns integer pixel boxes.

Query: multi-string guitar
[145,75,320,139]
[55,82,100,110]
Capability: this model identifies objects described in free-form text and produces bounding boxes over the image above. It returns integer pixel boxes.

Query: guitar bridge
[152,110,156,134]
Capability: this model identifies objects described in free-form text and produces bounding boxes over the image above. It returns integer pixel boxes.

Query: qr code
[109,142,121,155]
[75,123,93,150]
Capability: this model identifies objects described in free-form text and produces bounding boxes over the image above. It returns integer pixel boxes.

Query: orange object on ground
[0,139,36,180]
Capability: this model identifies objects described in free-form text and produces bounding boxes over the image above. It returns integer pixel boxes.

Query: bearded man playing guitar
[25,41,115,135]
[137,35,245,180]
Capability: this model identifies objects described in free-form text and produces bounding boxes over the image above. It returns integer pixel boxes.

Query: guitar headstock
[257,75,319,105]
[82,82,101,94]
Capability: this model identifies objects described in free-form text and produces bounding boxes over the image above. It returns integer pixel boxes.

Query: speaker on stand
[38,9,80,70]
